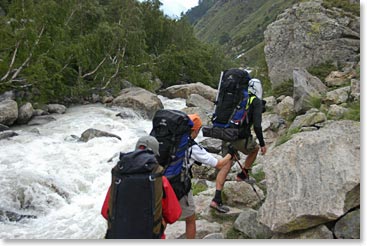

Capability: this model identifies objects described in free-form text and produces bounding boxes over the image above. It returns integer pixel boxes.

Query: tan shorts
[222,135,258,157]
[179,190,195,219]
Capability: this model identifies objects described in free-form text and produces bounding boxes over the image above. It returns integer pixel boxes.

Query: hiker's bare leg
[216,160,232,190]
[244,146,259,170]
[185,214,196,239]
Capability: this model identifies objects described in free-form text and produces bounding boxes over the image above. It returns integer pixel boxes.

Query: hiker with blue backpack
[149,109,236,238]
[203,69,267,184]
[227,78,267,182]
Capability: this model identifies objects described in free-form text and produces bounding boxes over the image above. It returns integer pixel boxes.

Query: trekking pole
[232,154,263,202]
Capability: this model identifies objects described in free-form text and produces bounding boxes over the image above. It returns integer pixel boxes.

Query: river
[0,96,187,239]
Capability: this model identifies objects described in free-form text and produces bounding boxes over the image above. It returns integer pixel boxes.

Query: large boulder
[293,68,327,114]
[112,87,163,119]
[159,82,217,102]
[186,94,214,112]
[264,0,360,88]
[258,120,360,233]
[16,102,34,124]
[0,99,18,126]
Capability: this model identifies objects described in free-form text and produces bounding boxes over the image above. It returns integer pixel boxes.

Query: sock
[213,190,222,204]
[237,171,247,179]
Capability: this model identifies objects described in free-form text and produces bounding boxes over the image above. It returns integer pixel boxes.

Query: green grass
[307,61,337,82]
[275,127,301,147]
[272,79,294,98]
[322,0,360,16]
[192,182,208,196]
[342,100,360,121]
[225,227,249,239]
[306,94,322,109]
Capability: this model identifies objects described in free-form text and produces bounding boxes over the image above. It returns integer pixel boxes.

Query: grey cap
[135,135,160,156]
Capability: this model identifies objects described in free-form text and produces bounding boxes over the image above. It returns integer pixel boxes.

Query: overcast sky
[159,0,199,18]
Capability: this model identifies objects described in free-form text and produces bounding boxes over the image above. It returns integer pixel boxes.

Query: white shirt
[188,143,218,168]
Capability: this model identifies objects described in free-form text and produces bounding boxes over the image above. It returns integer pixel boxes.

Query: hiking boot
[236,171,256,184]
[210,200,230,213]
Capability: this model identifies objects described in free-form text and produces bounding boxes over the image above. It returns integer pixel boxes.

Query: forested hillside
[0,0,235,105]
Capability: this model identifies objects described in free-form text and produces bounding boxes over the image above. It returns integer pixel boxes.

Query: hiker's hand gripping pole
[230,146,263,202]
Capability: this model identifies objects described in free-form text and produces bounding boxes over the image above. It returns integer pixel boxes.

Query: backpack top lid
[248,78,263,99]
[135,135,160,156]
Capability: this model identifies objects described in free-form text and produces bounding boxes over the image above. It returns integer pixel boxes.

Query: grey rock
[80,128,121,142]
[264,1,360,88]
[234,208,272,239]
[112,87,163,119]
[27,115,56,126]
[0,130,18,140]
[334,209,360,239]
[272,224,333,239]
[324,86,351,105]
[258,120,360,233]
[159,82,217,102]
[186,94,214,112]
[293,68,327,114]
[16,102,34,124]
[289,108,327,130]
[47,104,67,114]
[0,99,18,126]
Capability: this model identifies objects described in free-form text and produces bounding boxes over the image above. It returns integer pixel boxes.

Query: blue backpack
[203,68,251,141]
[150,109,193,199]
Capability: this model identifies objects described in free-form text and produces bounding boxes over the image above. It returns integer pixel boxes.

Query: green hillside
[186,0,299,62]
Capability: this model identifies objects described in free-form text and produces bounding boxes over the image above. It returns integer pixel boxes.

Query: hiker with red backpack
[101,135,182,239]
[187,114,237,214]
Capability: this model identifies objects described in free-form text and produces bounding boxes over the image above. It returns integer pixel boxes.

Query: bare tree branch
[82,56,107,78]
[9,25,45,81]
[64,8,76,26]
[101,47,126,90]
[1,41,20,82]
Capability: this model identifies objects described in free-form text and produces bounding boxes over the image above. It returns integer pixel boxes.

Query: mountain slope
[186,0,298,59]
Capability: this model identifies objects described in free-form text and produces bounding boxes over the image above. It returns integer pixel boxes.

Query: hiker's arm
[253,99,265,147]
[162,177,182,224]
[190,145,218,168]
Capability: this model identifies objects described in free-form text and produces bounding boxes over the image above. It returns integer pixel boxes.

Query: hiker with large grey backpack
[202,68,252,141]
[101,136,182,239]
[202,68,267,183]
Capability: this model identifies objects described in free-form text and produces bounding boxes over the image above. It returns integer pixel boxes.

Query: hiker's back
[150,109,193,200]
[106,149,163,239]
[213,68,251,126]
[202,68,251,141]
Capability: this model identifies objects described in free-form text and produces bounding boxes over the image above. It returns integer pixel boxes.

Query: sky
[159,0,199,18]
